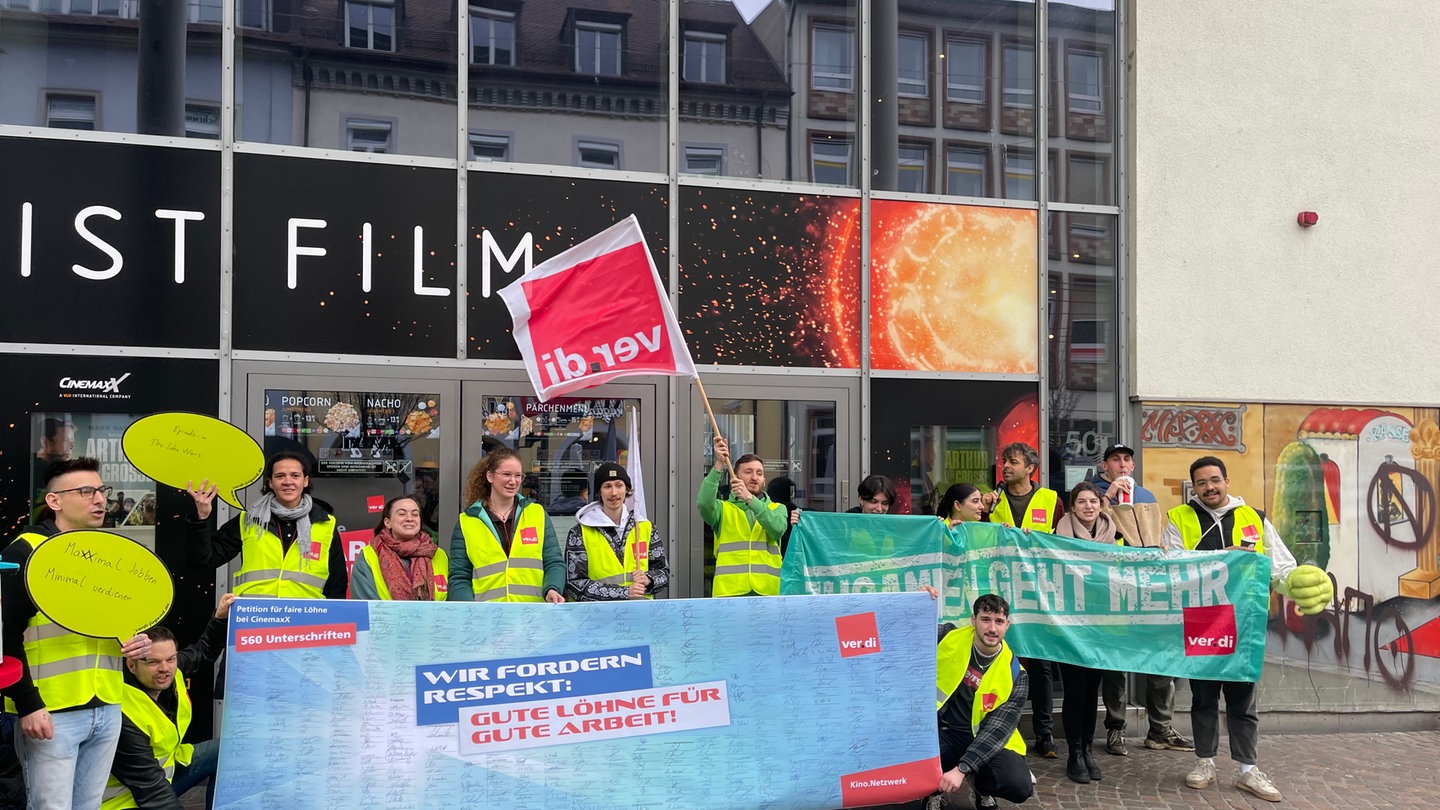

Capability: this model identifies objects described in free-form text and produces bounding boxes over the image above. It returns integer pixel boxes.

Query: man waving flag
[498,215,696,402]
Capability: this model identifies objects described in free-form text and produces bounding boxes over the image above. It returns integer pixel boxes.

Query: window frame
[682,30,727,84]
[809,133,853,186]
[470,5,517,67]
[1066,48,1105,114]
[468,131,512,162]
[682,144,726,176]
[44,92,98,131]
[896,140,932,194]
[345,118,395,153]
[574,19,623,77]
[574,137,622,169]
[1001,41,1035,109]
[1002,147,1036,200]
[896,31,929,99]
[944,142,989,198]
[811,23,855,93]
[945,36,987,104]
[344,0,397,53]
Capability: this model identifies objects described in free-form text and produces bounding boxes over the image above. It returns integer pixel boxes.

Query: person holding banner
[1052,482,1113,784]
[2,458,154,810]
[937,483,986,526]
[1090,443,1192,757]
[103,594,235,810]
[449,448,565,603]
[1163,456,1334,803]
[186,451,347,600]
[930,593,1033,810]
[846,475,897,514]
[564,463,669,601]
[350,496,447,601]
[980,442,1061,759]
[697,437,787,597]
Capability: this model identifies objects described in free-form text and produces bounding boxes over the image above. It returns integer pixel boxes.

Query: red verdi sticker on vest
[981,692,998,712]
[520,526,539,545]
[434,574,448,592]
[1241,523,1259,546]
[307,540,322,560]
[1030,508,1047,525]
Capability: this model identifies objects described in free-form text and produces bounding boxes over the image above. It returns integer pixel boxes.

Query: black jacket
[108,613,227,809]
[186,498,347,599]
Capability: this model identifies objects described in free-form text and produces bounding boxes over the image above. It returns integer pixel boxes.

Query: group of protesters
[1,434,1335,809]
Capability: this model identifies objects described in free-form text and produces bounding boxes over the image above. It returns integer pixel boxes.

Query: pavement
[180,728,1440,808]
[936,729,1440,809]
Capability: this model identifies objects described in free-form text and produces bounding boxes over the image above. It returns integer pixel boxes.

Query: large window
[1002,43,1034,108]
[812,24,854,91]
[897,33,928,98]
[1068,50,1104,113]
[946,144,988,197]
[345,0,396,52]
[810,135,852,185]
[946,37,986,103]
[683,31,726,84]
[575,20,622,76]
[471,6,517,66]
[45,94,96,130]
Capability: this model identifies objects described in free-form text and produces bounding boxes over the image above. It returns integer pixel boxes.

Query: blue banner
[216,594,941,809]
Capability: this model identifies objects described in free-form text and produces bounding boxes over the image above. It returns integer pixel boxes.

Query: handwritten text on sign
[25,530,174,641]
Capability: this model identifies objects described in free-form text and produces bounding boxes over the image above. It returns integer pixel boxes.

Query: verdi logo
[835,611,881,659]
[1182,603,1237,656]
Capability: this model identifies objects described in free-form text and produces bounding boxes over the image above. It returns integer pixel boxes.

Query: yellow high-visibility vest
[1168,504,1266,554]
[358,544,450,601]
[988,488,1059,532]
[2,532,123,715]
[232,512,335,598]
[460,503,547,602]
[712,500,782,597]
[579,521,653,598]
[100,669,195,809]
[936,625,1026,756]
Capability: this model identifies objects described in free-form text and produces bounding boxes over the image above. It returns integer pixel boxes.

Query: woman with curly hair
[448,447,565,602]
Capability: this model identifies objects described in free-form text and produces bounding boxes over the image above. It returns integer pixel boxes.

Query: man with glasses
[103,594,234,810]
[1,458,153,810]
[1163,456,1332,803]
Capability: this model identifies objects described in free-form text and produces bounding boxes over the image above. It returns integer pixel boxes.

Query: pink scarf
[370,527,437,600]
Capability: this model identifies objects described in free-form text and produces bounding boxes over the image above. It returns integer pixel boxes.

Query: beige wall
[1129,0,1440,404]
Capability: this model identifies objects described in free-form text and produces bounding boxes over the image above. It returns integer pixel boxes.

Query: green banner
[782,513,1273,682]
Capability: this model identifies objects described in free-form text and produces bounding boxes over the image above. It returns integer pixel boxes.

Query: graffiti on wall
[1140,402,1440,696]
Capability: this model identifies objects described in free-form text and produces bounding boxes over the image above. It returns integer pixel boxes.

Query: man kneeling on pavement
[926,593,1033,809]
[103,594,234,809]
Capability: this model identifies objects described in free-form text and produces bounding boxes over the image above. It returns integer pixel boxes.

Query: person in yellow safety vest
[931,592,1035,809]
[186,450,348,600]
[1,457,154,810]
[103,594,234,810]
[350,496,448,601]
[1162,455,1333,805]
[696,436,787,597]
[448,447,565,603]
[979,441,1062,759]
[564,463,670,601]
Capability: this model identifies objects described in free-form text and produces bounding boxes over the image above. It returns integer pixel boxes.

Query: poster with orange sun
[870,202,1038,374]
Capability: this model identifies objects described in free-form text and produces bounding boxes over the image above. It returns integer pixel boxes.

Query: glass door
[678,376,857,597]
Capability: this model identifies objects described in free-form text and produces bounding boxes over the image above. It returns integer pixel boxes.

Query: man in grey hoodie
[564,463,670,601]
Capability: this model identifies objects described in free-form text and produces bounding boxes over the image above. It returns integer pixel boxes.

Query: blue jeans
[172,739,218,809]
[13,704,121,810]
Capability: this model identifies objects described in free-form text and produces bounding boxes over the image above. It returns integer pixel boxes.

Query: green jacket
[696,468,788,541]
[447,494,564,601]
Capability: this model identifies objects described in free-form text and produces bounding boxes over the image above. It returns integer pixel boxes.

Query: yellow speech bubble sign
[123,411,264,509]
[25,530,174,642]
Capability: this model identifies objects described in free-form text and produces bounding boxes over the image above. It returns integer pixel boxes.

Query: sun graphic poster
[869,202,1038,374]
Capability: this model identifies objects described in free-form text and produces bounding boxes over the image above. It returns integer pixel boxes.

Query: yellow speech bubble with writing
[123,411,264,510]
[25,531,174,642]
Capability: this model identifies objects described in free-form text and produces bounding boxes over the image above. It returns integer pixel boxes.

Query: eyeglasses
[49,485,113,500]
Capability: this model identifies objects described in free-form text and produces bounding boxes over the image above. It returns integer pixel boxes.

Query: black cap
[1101,443,1134,461]
[593,462,631,495]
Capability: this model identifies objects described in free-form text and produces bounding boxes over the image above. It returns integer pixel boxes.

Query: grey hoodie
[1162,494,1298,592]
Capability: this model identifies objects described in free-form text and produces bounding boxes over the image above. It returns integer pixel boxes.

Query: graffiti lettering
[1139,405,1246,451]
[1366,461,1436,550]
[1273,576,1415,692]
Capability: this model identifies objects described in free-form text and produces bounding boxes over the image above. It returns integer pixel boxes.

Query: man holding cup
[1092,443,1193,758]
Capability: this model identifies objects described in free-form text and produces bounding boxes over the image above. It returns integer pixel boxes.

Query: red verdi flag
[499,216,696,401]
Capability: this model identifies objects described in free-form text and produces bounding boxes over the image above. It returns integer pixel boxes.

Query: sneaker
[1106,728,1128,756]
[975,795,998,809]
[1185,759,1217,790]
[1144,727,1196,751]
[1033,734,1058,758]
[1235,769,1283,802]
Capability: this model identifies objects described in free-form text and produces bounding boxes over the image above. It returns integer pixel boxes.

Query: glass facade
[0,0,1124,579]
